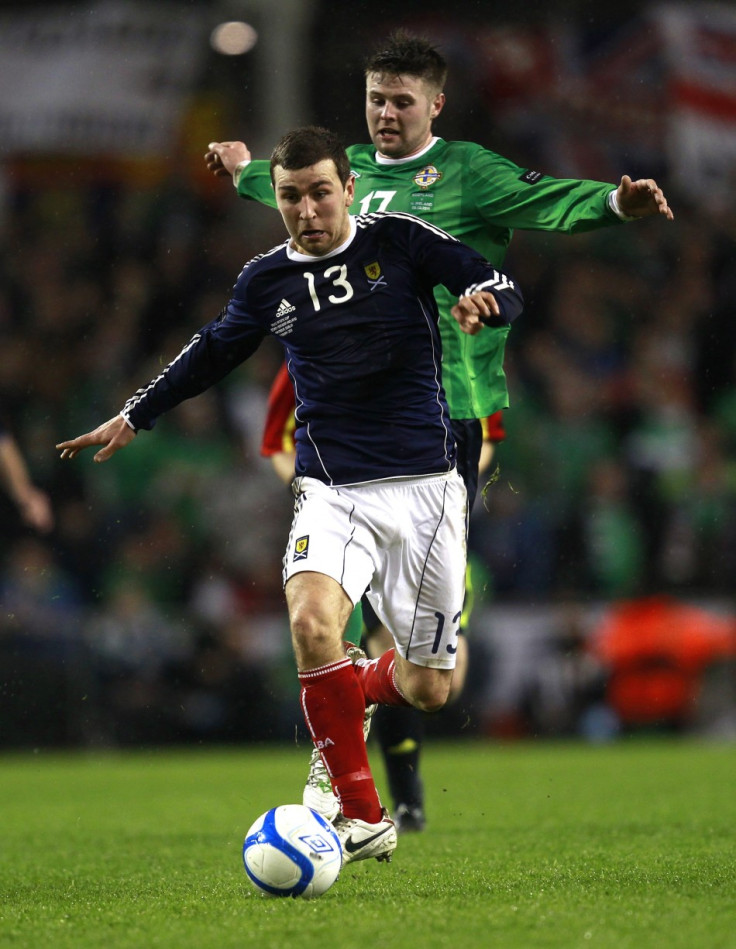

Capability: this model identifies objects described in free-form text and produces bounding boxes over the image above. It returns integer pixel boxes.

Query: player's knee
[405,677,452,713]
[414,694,447,713]
[291,612,327,646]
[289,605,336,656]
[393,654,454,711]
[286,574,352,665]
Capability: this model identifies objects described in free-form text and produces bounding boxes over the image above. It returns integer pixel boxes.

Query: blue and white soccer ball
[242,804,342,899]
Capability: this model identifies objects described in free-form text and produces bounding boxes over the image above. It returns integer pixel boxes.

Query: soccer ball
[242,804,342,899]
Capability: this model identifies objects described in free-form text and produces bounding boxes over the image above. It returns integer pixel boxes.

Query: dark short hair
[269,126,352,187]
[364,30,447,92]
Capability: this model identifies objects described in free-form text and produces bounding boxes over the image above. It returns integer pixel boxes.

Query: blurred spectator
[0,424,53,534]
[591,596,736,732]
[83,579,192,744]
[583,458,645,598]
[0,537,92,746]
[520,603,613,741]
[0,536,82,647]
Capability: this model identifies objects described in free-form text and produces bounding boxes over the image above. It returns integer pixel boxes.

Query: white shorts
[283,470,467,670]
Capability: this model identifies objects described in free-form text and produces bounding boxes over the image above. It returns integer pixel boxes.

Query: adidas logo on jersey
[276,298,296,317]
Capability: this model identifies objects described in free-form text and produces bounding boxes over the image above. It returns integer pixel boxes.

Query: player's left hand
[617,175,674,220]
[56,415,136,463]
[451,290,500,335]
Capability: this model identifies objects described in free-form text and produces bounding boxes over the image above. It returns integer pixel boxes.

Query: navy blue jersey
[123,212,523,485]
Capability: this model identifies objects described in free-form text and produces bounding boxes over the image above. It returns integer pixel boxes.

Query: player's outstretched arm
[616,175,674,220]
[205,141,252,178]
[56,415,136,463]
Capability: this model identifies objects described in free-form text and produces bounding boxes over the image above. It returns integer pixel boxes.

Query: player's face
[365,72,445,159]
[274,160,355,257]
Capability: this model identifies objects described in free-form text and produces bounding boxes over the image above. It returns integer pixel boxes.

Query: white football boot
[332,807,397,863]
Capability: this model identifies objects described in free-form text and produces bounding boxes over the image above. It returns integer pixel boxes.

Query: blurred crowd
[1,150,735,747]
[0,164,300,746]
[476,203,736,601]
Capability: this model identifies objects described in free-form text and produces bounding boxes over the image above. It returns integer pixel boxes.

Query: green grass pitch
[1,739,734,948]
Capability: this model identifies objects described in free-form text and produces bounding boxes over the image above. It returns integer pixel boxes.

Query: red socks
[299,650,412,822]
[299,658,382,822]
[353,649,411,708]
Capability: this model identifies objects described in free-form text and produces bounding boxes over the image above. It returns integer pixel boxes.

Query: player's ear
[345,174,355,207]
[430,92,446,120]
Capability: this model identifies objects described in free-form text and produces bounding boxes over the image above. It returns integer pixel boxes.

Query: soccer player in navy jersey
[206,30,673,832]
[57,126,522,865]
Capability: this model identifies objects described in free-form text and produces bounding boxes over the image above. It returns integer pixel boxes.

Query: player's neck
[375,137,439,165]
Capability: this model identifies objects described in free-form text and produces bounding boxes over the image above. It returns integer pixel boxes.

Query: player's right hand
[205,141,251,178]
[56,415,136,463]
[451,290,500,335]
[616,174,674,220]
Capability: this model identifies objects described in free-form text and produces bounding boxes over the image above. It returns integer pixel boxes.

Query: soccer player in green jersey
[205,30,673,831]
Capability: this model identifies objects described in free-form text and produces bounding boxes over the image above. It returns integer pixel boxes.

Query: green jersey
[237,138,620,418]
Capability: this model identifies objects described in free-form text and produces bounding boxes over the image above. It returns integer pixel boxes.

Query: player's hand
[205,141,251,178]
[56,415,136,463]
[617,175,674,220]
[451,290,500,335]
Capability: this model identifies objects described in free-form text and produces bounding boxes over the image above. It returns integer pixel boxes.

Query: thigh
[285,571,353,670]
[366,472,467,670]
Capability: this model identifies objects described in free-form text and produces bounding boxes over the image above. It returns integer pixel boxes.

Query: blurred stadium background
[1,0,736,749]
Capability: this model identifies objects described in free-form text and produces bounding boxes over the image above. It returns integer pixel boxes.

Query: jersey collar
[286,216,357,262]
[374,137,440,166]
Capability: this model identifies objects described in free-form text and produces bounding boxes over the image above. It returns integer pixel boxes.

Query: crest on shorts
[293,535,310,560]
